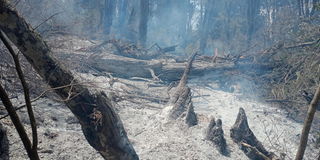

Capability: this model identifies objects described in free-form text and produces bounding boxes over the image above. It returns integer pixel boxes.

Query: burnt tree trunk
[247,0,260,45]
[295,85,320,160]
[0,122,9,160]
[0,2,138,160]
[168,52,198,126]
[102,0,116,34]
[205,118,228,156]
[305,0,310,17]
[118,0,129,35]
[0,84,39,160]
[127,7,139,42]
[139,0,149,47]
[199,0,215,54]
[230,108,276,160]
[298,0,304,16]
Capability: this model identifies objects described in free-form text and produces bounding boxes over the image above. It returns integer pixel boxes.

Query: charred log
[88,51,273,82]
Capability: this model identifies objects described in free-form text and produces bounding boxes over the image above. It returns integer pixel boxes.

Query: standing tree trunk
[127,6,139,42]
[139,0,149,47]
[199,0,215,54]
[118,0,129,35]
[167,52,198,127]
[103,0,116,34]
[295,85,320,160]
[0,29,39,159]
[0,2,138,160]
[0,122,9,160]
[246,0,260,45]
[305,0,310,17]
[0,84,39,160]
[298,0,304,16]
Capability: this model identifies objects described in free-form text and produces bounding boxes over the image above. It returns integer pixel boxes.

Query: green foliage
[315,3,320,11]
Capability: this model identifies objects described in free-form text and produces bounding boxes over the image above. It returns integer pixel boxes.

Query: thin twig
[34,12,62,30]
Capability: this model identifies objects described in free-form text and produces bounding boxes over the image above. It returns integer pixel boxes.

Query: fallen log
[86,51,274,82]
[0,3,138,160]
[230,108,278,160]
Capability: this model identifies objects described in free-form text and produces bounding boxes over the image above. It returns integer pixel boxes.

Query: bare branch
[0,30,39,154]
[0,84,39,159]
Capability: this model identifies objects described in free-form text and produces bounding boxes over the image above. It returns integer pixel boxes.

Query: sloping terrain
[1,35,319,160]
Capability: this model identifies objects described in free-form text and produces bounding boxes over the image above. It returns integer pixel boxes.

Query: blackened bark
[0,84,39,160]
[0,2,138,160]
[168,53,198,126]
[230,108,276,160]
[185,102,198,127]
[0,30,38,153]
[0,122,9,160]
[205,118,228,155]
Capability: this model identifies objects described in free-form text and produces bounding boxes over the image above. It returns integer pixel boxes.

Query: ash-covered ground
[1,35,319,160]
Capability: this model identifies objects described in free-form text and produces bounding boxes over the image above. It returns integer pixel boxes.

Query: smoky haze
[13,0,318,56]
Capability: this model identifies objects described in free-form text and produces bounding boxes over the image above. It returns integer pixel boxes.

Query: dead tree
[185,102,197,127]
[205,117,228,156]
[102,0,116,34]
[167,52,198,126]
[0,84,39,160]
[139,0,149,47]
[0,122,9,160]
[199,0,215,54]
[230,108,277,160]
[0,29,39,156]
[0,2,138,160]
[295,85,320,160]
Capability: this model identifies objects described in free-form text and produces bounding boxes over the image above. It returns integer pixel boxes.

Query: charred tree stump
[0,122,8,160]
[169,86,191,119]
[230,108,277,160]
[185,102,197,127]
[167,53,198,126]
[205,118,228,156]
[0,3,138,160]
